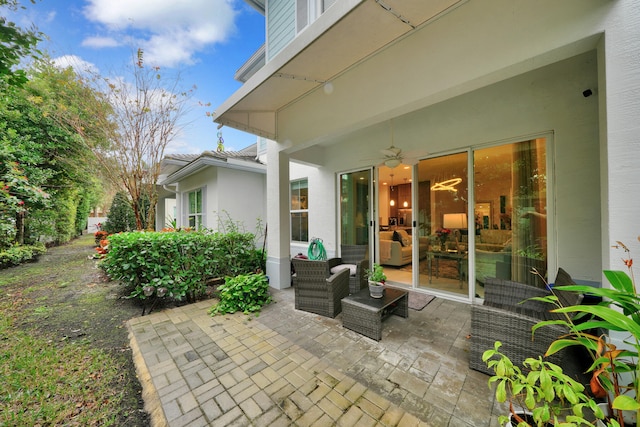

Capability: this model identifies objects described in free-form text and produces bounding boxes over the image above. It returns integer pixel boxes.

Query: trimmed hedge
[100,230,263,303]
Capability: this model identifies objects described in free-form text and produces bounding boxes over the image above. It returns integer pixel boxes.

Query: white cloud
[82,0,237,68]
[82,36,120,48]
[52,55,100,74]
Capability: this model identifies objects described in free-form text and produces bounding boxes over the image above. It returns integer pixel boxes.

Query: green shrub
[208,273,271,316]
[103,191,136,234]
[100,230,262,304]
[0,243,46,269]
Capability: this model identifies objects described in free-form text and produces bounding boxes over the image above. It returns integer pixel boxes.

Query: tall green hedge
[100,230,263,303]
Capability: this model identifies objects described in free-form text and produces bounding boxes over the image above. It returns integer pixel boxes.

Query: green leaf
[604,270,635,293]
[612,395,640,411]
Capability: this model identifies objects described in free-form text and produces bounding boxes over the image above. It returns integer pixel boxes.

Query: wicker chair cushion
[553,268,582,307]
[330,264,357,276]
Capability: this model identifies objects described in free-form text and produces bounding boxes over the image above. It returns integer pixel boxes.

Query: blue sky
[11,0,264,154]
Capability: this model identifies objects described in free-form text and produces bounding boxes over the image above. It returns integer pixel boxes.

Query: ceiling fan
[363,120,425,168]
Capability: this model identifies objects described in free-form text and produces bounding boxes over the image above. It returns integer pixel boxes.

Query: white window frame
[290,178,309,242]
[296,0,333,34]
[186,188,205,231]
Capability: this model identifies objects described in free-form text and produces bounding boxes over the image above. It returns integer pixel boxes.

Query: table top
[343,287,408,310]
[428,251,467,260]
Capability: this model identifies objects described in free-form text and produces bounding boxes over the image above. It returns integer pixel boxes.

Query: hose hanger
[307,237,327,260]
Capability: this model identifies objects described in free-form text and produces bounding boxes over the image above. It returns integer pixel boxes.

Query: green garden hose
[307,238,327,260]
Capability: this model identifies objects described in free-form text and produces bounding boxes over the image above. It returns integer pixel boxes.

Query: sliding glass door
[343,137,548,300]
[411,138,547,298]
[416,152,469,296]
[473,139,547,290]
[339,169,371,249]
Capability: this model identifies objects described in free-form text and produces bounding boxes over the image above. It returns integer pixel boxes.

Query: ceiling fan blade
[403,157,419,166]
[380,146,402,157]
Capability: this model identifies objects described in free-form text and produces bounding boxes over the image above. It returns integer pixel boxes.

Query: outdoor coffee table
[341,287,408,341]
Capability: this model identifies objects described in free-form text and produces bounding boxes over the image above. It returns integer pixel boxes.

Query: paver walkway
[128,288,505,426]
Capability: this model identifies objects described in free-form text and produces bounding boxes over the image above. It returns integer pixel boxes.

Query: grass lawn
[0,235,148,426]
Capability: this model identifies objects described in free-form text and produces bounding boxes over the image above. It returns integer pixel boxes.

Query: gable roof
[159,143,265,185]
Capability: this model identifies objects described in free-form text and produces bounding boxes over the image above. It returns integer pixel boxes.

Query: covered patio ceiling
[214,0,466,140]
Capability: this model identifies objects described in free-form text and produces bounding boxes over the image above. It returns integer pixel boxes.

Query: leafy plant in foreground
[209,273,271,316]
[534,239,640,426]
[484,341,605,427]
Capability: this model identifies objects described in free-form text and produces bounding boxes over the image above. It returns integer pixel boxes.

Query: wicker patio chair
[469,277,587,381]
[327,244,369,294]
[291,258,350,318]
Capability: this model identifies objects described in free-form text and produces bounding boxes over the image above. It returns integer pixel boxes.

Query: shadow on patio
[128,287,507,427]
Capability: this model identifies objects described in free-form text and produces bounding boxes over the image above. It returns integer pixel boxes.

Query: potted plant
[484,341,606,427]
[366,263,386,298]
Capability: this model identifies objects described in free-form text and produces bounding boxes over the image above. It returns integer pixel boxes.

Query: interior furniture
[327,244,369,295]
[475,229,512,252]
[291,258,350,318]
[379,230,428,266]
[427,251,467,286]
[469,277,587,380]
[341,287,408,341]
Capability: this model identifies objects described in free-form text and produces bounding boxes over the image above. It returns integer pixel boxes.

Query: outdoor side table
[341,287,408,341]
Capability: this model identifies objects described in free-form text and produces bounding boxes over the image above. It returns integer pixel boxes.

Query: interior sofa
[379,230,428,266]
[475,229,512,252]
[474,229,512,284]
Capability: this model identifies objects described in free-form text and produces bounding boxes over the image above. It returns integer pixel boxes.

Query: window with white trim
[296,0,335,34]
[187,189,203,230]
[291,179,308,242]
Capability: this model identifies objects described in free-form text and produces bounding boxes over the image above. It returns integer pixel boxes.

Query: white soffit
[215,0,464,139]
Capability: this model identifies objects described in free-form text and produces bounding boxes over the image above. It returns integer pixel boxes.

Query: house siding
[266,0,295,61]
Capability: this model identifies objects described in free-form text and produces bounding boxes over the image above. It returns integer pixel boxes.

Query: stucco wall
[177,167,217,229]
[266,0,640,294]
[216,167,267,238]
[317,51,601,283]
[289,162,338,259]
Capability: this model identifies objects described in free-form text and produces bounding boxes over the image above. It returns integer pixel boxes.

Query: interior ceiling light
[431,178,462,192]
[389,174,395,206]
[384,158,402,168]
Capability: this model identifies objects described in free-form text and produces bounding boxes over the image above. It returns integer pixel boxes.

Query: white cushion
[331,263,357,276]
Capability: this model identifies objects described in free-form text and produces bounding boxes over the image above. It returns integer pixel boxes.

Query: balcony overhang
[214,0,465,140]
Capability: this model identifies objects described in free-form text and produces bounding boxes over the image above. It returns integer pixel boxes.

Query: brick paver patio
[128,287,505,426]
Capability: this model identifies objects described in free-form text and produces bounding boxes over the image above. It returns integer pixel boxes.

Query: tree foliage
[103,191,136,234]
[89,49,195,231]
[0,59,111,250]
[0,0,43,87]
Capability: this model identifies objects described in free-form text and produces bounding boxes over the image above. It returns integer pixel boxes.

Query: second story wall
[266,0,337,61]
[267,0,295,60]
